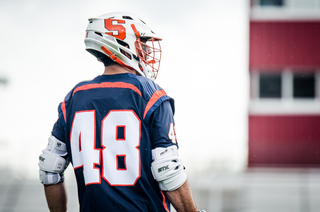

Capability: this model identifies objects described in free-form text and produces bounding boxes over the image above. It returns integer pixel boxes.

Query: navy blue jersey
[51,73,178,212]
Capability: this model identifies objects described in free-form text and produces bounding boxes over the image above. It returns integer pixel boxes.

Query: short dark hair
[86,49,117,67]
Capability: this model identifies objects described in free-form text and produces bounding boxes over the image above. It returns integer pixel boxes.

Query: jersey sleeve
[131,74,175,124]
[149,100,178,149]
[51,90,73,143]
[51,117,65,142]
[143,89,173,122]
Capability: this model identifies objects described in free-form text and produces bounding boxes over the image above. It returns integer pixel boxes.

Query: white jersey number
[70,110,141,186]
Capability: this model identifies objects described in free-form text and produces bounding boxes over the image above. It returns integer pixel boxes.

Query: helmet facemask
[135,37,162,80]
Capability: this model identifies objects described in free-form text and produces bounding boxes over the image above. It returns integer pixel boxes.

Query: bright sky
[0,0,249,177]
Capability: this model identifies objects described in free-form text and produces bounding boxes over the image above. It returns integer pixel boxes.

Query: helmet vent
[120,49,132,60]
[116,39,130,49]
[122,16,133,20]
[95,32,103,37]
[133,54,140,61]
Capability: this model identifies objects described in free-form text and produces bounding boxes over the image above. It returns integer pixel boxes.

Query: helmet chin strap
[100,46,135,71]
[100,46,139,75]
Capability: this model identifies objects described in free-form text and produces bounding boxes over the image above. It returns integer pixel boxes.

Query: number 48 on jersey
[70,110,140,186]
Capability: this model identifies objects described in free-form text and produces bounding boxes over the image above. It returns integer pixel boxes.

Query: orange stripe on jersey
[61,100,67,122]
[161,190,170,212]
[143,89,167,119]
[72,82,142,97]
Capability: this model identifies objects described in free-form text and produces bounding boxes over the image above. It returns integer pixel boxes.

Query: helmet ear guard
[84,12,162,80]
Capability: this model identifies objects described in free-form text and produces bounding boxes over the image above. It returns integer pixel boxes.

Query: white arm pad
[151,145,187,191]
[45,135,68,156]
[39,149,67,173]
[38,136,69,185]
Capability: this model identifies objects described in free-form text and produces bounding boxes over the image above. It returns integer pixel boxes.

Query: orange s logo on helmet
[104,19,126,40]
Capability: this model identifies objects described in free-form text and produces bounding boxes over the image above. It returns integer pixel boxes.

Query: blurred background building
[248,0,320,167]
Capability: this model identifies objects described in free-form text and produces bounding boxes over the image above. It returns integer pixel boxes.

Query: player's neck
[103,64,136,75]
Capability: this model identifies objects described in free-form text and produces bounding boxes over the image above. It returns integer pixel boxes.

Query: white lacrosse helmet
[84,12,162,80]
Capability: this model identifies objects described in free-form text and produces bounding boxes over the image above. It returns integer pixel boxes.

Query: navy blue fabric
[51,73,177,212]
